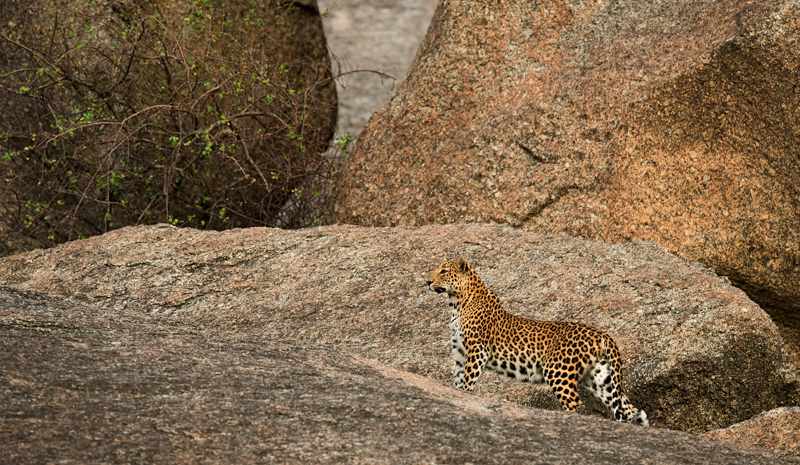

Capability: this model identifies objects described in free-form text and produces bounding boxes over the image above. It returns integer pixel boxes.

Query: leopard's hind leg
[583,358,649,426]
[543,365,584,412]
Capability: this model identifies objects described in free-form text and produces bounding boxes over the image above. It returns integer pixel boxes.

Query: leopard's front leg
[462,346,489,391]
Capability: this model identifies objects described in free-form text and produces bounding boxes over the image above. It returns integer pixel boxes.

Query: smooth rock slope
[1,286,797,464]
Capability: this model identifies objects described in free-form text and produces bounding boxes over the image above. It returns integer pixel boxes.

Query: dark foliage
[0,0,346,253]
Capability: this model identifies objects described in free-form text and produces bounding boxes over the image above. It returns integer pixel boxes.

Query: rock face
[2,287,795,464]
[0,224,796,434]
[702,407,800,461]
[328,0,800,367]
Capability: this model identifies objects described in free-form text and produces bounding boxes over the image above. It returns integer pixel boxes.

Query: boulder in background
[329,0,800,368]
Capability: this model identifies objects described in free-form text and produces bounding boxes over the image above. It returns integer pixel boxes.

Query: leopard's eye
[439,269,447,275]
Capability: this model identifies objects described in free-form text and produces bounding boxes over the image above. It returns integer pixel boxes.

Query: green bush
[0,0,345,252]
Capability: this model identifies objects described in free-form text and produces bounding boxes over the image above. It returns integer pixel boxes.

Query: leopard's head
[426,258,470,296]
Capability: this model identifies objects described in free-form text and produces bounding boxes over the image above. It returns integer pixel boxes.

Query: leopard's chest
[448,299,466,367]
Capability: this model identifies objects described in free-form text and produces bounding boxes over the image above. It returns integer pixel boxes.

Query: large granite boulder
[2,286,794,464]
[328,0,800,367]
[0,223,796,433]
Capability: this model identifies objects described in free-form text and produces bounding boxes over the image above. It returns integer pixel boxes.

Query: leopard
[426,257,649,426]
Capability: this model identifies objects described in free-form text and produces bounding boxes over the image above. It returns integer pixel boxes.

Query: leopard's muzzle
[426,281,445,293]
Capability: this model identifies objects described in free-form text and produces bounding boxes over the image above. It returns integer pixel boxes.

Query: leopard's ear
[454,257,468,273]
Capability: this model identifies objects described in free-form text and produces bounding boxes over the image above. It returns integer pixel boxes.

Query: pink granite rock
[0,223,796,433]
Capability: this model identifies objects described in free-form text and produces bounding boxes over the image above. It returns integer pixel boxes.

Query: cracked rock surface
[328,0,800,369]
[0,224,797,436]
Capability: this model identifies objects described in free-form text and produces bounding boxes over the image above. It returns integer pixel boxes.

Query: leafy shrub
[0,0,345,253]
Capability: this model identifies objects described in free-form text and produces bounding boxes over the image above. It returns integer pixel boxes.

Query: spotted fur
[426,258,648,426]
